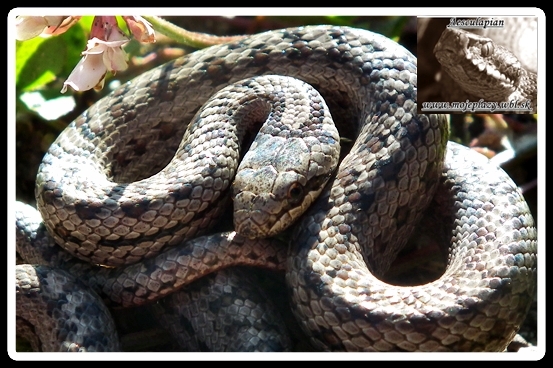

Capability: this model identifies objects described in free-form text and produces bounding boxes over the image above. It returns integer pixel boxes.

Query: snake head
[232,133,339,239]
[434,27,523,99]
[233,166,308,238]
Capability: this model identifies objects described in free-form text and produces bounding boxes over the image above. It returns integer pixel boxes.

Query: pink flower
[61,16,129,93]
[16,15,157,93]
[15,16,80,41]
[122,16,155,43]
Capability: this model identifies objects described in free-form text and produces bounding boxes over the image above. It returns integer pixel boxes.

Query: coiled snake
[15,25,537,352]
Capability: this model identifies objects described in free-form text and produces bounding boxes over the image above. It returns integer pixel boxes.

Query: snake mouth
[234,215,269,239]
[233,190,309,239]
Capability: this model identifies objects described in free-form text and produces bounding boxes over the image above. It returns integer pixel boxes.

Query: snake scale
[15,24,537,352]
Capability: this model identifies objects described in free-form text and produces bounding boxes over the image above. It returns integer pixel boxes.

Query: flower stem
[142,15,246,48]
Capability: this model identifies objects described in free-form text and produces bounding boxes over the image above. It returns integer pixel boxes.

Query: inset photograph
[418,17,537,114]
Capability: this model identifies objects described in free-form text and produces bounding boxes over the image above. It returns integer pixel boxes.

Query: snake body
[433,18,537,113]
[16,25,537,352]
[16,264,120,352]
[149,267,293,351]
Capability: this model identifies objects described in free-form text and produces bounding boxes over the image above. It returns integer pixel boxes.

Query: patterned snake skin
[15,25,537,352]
[16,264,120,352]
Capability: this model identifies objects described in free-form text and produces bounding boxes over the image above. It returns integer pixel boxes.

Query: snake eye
[287,182,304,203]
[481,41,494,57]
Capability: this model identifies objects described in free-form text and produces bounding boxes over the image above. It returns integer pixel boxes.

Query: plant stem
[142,15,246,48]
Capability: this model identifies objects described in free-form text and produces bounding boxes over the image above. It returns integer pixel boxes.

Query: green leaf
[15,36,43,87]
[15,23,87,92]
[16,36,66,91]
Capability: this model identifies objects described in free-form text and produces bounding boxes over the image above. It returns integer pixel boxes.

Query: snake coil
[16,25,536,352]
